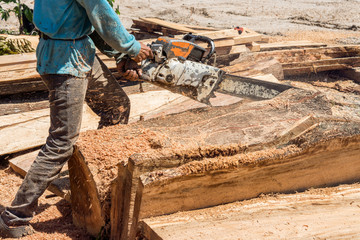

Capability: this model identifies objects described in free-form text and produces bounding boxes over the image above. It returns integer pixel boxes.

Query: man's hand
[134,43,153,63]
[117,58,142,81]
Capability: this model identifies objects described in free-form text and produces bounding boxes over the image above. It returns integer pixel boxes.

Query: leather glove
[117,58,142,81]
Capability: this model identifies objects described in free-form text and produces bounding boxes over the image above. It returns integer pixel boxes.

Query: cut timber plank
[139,18,195,33]
[234,33,263,45]
[179,24,217,31]
[110,163,134,240]
[282,57,360,68]
[260,41,327,51]
[247,42,260,52]
[253,45,360,64]
[0,100,49,116]
[131,132,360,236]
[9,150,71,201]
[128,90,185,122]
[193,29,241,40]
[68,147,104,236]
[283,57,360,76]
[214,44,249,56]
[0,104,100,156]
[222,57,284,80]
[139,184,360,240]
[284,64,350,75]
[197,38,235,48]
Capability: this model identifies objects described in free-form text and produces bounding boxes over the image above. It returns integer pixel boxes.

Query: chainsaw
[140,34,293,105]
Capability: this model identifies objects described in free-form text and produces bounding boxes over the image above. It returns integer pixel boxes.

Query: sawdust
[77,126,174,201]
[0,164,91,240]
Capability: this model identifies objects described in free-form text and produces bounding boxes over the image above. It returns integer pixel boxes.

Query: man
[0,0,153,238]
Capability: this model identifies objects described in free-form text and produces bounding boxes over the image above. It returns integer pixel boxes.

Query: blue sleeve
[76,0,140,57]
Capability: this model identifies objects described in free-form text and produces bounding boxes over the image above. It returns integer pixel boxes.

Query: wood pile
[0,18,359,96]
[1,17,360,240]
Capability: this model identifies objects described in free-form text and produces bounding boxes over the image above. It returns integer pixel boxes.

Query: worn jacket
[34,0,140,77]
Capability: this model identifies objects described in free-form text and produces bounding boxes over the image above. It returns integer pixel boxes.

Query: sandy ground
[0,0,359,239]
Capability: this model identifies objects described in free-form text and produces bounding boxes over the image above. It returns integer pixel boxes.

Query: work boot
[0,216,34,238]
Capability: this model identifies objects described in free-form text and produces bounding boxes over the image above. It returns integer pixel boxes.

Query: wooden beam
[9,150,71,201]
[259,41,327,51]
[222,57,284,80]
[0,104,100,156]
[110,163,134,240]
[139,184,360,240]
[234,33,263,45]
[139,18,195,33]
[253,45,360,63]
[0,100,49,116]
[193,29,241,40]
[282,57,360,76]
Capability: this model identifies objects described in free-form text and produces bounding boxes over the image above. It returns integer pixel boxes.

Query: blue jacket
[34,0,140,77]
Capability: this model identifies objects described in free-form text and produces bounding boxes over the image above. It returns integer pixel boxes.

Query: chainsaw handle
[183,34,215,63]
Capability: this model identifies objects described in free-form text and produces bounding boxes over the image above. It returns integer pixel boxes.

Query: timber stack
[1,17,360,239]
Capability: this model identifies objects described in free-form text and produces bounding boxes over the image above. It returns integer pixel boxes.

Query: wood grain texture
[0,104,100,155]
[139,184,360,240]
[68,147,105,236]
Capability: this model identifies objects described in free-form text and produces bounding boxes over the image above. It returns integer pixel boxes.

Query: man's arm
[76,0,140,57]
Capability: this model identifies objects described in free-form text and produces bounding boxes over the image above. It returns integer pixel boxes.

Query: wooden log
[130,125,360,239]
[68,83,360,239]
[139,184,360,240]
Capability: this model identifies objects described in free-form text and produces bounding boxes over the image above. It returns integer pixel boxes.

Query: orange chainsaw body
[154,37,207,62]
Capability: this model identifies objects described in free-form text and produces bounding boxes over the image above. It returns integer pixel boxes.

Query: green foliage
[0,0,33,34]
[0,37,35,55]
[107,0,121,15]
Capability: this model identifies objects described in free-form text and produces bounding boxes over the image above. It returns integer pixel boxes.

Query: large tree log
[69,83,360,238]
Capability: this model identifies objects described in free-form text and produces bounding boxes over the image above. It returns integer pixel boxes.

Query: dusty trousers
[1,55,130,226]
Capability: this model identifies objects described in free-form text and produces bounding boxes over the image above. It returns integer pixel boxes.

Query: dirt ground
[0,0,360,239]
[1,0,360,36]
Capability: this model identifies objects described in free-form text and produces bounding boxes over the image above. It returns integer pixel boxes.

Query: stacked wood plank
[131,17,217,36]
[1,18,360,96]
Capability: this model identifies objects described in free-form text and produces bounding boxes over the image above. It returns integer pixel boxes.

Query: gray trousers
[1,55,130,226]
